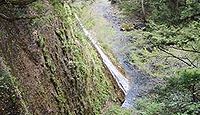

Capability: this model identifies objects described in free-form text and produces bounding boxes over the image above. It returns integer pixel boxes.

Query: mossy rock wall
[0,0,123,114]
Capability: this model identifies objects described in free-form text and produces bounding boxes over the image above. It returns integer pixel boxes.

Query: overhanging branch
[171,46,200,54]
[157,46,197,68]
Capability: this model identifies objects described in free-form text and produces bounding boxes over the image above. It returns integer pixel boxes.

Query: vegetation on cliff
[0,0,123,114]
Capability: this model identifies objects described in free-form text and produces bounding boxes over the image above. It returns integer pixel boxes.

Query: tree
[141,0,146,21]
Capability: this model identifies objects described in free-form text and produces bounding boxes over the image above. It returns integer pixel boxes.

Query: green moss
[30,1,54,27]
[50,75,68,114]
[38,1,122,114]
[0,32,3,38]
[120,23,134,31]
[36,33,67,114]
[37,35,46,48]
[31,1,46,14]
[0,60,29,114]
[56,26,119,114]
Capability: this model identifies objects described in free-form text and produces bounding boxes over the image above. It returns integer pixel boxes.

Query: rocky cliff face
[0,0,123,114]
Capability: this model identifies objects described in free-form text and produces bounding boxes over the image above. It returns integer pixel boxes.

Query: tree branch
[182,57,198,68]
[157,46,196,68]
[171,46,200,54]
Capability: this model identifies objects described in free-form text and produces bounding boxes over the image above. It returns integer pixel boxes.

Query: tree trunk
[141,0,146,22]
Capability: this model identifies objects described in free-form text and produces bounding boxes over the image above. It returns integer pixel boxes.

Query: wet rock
[109,0,117,4]
[134,23,146,30]
[146,46,153,53]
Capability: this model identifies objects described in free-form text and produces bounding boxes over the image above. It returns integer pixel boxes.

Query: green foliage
[105,105,134,115]
[160,69,200,100]
[160,69,200,114]
[178,69,200,88]
[119,0,200,114]
[136,98,165,115]
[119,0,141,15]
[137,69,200,115]
[123,0,200,76]
[146,20,200,47]
[148,0,200,24]
[144,20,200,68]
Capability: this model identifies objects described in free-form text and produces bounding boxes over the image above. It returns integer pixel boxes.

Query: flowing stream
[76,0,158,108]
[75,14,129,95]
